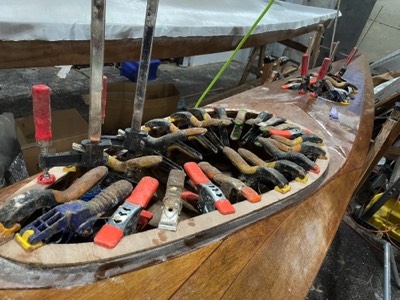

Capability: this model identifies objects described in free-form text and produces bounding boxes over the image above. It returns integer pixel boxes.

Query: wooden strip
[375,91,400,116]
[279,39,308,53]
[356,108,400,191]
[170,207,296,299]
[309,24,325,68]
[239,47,260,85]
[0,23,328,69]
[385,146,400,161]
[0,157,328,266]
[9,167,68,198]
[221,169,362,300]
[375,77,400,103]
[0,241,221,299]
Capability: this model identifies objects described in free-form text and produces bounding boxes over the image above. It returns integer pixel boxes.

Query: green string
[194,0,276,108]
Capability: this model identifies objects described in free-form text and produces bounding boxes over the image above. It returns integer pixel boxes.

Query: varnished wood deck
[0,55,374,299]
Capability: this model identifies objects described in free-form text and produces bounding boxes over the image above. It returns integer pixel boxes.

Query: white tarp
[0,0,336,41]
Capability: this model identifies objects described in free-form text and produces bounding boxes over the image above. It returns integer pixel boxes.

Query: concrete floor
[0,61,399,299]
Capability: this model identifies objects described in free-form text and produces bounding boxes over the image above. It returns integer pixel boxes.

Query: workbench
[0,0,337,68]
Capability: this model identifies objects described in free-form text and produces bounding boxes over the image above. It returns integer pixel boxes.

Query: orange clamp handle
[268,129,291,138]
[126,176,159,207]
[184,162,210,185]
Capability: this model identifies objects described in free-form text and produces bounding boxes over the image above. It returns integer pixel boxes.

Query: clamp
[121,127,206,170]
[170,111,224,153]
[298,53,310,94]
[240,111,273,145]
[0,166,108,244]
[336,47,358,79]
[271,133,324,146]
[265,127,312,139]
[188,108,228,150]
[198,161,260,203]
[257,116,287,129]
[223,147,290,193]
[143,118,204,160]
[310,57,331,97]
[267,138,327,161]
[256,137,320,174]
[237,148,308,183]
[15,179,133,251]
[230,109,247,141]
[94,176,158,248]
[158,169,186,231]
[213,106,231,147]
[183,162,235,215]
[105,154,162,173]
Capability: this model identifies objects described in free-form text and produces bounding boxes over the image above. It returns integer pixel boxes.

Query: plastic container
[120,59,160,82]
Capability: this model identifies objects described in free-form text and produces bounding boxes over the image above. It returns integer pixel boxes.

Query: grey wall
[270,0,400,65]
[316,0,376,65]
[357,0,400,62]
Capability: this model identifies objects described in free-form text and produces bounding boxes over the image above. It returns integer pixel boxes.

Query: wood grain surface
[0,55,373,299]
[0,23,328,69]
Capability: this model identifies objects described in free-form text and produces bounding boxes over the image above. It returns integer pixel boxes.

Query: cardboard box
[15,109,88,175]
[83,81,180,133]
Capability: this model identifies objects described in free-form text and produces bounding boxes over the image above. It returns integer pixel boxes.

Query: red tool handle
[126,176,159,207]
[32,84,52,141]
[137,210,153,231]
[345,47,358,65]
[101,75,107,120]
[268,129,291,138]
[300,53,309,77]
[317,58,331,79]
[240,186,261,203]
[184,162,210,185]
[180,190,199,205]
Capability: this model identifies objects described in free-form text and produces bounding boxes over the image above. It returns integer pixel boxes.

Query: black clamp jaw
[39,138,112,169]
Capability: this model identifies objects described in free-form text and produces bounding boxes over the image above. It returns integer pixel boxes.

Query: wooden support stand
[308,24,325,68]
[355,106,400,195]
[239,45,266,85]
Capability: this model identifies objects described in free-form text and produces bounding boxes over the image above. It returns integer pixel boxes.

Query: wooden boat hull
[0,55,373,299]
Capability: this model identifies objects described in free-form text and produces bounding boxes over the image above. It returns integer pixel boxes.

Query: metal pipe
[390,241,400,289]
[384,241,391,300]
[131,0,160,130]
[89,0,106,142]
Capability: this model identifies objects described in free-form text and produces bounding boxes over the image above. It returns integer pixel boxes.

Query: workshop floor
[0,61,399,299]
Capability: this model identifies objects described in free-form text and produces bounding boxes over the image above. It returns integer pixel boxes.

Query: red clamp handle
[184,162,210,185]
[180,190,199,205]
[317,58,331,79]
[300,53,309,77]
[268,129,291,138]
[32,84,52,141]
[126,176,159,207]
[345,47,358,65]
[137,210,153,231]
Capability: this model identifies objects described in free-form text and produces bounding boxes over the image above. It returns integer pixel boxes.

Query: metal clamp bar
[131,0,160,130]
